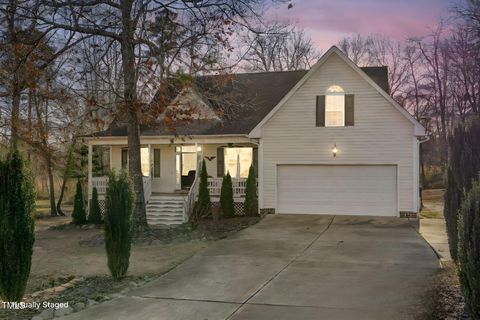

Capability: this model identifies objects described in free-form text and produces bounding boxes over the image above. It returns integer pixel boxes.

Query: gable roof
[249,46,426,137]
[89,47,414,138]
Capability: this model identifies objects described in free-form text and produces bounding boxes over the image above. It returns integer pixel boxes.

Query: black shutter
[153,149,161,177]
[217,147,224,177]
[253,147,258,178]
[121,148,128,169]
[345,94,354,126]
[316,95,325,127]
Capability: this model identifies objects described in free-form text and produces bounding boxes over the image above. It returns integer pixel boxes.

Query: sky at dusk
[267,0,456,51]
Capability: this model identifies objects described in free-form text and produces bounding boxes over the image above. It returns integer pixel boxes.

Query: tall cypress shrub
[244,165,258,216]
[444,118,480,260]
[458,182,480,319]
[88,187,103,224]
[71,179,87,225]
[220,172,234,218]
[0,150,35,302]
[104,171,133,280]
[196,160,211,218]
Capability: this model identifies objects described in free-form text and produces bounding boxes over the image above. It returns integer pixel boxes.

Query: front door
[175,146,199,190]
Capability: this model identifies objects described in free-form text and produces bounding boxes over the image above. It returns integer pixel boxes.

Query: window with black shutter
[153,148,161,177]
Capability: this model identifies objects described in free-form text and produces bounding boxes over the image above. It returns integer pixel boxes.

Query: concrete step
[147,211,184,217]
[147,216,184,225]
[146,195,186,225]
[146,203,184,209]
[149,196,185,201]
[147,214,183,220]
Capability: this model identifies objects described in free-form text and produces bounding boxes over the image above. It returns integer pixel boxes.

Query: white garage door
[277,165,397,216]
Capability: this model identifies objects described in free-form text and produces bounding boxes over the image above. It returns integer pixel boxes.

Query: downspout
[417,134,431,211]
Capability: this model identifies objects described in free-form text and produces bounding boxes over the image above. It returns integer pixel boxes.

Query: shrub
[444,118,480,260]
[220,172,235,218]
[88,187,103,224]
[244,165,258,216]
[71,179,87,225]
[104,171,133,280]
[196,160,211,218]
[0,150,35,302]
[458,182,480,319]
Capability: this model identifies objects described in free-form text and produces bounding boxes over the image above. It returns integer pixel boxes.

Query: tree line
[0,0,479,230]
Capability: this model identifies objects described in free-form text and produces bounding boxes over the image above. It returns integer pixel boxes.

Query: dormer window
[316,86,355,127]
[325,85,345,127]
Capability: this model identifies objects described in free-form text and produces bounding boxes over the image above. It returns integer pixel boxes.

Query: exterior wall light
[332,144,338,157]
[197,146,202,152]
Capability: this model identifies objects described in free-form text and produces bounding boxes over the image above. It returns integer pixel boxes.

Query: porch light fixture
[332,144,338,157]
[196,146,202,152]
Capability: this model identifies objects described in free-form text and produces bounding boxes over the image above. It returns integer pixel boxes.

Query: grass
[34,199,73,218]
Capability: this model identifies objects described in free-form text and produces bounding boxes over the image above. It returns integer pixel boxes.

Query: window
[224,147,252,178]
[140,147,150,176]
[325,85,345,127]
[92,146,110,177]
[121,148,128,169]
[122,147,150,176]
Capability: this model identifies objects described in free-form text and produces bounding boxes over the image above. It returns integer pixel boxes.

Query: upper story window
[325,85,345,127]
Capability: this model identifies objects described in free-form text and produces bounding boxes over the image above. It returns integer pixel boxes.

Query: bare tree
[35,0,278,231]
[240,22,320,71]
[338,34,373,66]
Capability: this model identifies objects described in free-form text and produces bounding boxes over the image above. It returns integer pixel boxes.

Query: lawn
[421,189,444,219]
[1,215,260,320]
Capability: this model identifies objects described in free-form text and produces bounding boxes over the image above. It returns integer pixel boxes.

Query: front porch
[86,137,258,225]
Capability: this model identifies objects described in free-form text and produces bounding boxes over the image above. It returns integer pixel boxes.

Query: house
[84,46,426,225]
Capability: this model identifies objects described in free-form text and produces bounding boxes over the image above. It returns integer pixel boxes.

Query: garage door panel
[277,165,397,216]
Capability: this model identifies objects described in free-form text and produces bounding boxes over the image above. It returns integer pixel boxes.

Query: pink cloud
[266,0,452,50]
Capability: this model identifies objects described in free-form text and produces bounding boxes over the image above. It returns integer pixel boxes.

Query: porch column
[88,143,93,198]
[148,143,152,176]
[109,146,113,170]
[195,143,199,177]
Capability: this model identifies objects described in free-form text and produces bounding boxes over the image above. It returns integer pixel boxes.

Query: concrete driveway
[64,215,440,320]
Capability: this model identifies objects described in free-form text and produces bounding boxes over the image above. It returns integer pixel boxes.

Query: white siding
[261,53,417,213]
[151,145,176,193]
[202,144,222,177]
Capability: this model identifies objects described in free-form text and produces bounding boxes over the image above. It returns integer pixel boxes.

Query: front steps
[146,194,185,226]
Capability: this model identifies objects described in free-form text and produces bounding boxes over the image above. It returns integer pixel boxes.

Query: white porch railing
[90,176,152,203]
[183,175,200,222]
[143,176,152,203]
[207,178,248,197]
[91,176,108,195]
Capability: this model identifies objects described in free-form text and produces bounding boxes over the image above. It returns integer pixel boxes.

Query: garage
[277,165,397,216]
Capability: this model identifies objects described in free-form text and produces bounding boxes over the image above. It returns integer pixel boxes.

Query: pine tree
[244,165,258,216]
[88,187,103,224]
[458,182,480,319]
[104,171,133,280]
[197,160,211,217]
[220,172,235,218]
[71,179,87,225]
[0,150,35,302]
[444,118,480,260]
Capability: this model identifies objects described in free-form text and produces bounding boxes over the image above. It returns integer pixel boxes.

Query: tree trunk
[56,177,67,217]
[46,157,58,217]
[120,1,148,232]
[11,86,21,148]
[56,140,78,217]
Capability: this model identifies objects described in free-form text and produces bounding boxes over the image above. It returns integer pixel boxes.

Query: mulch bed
[79,216,261,247]
[421,261,472,320]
